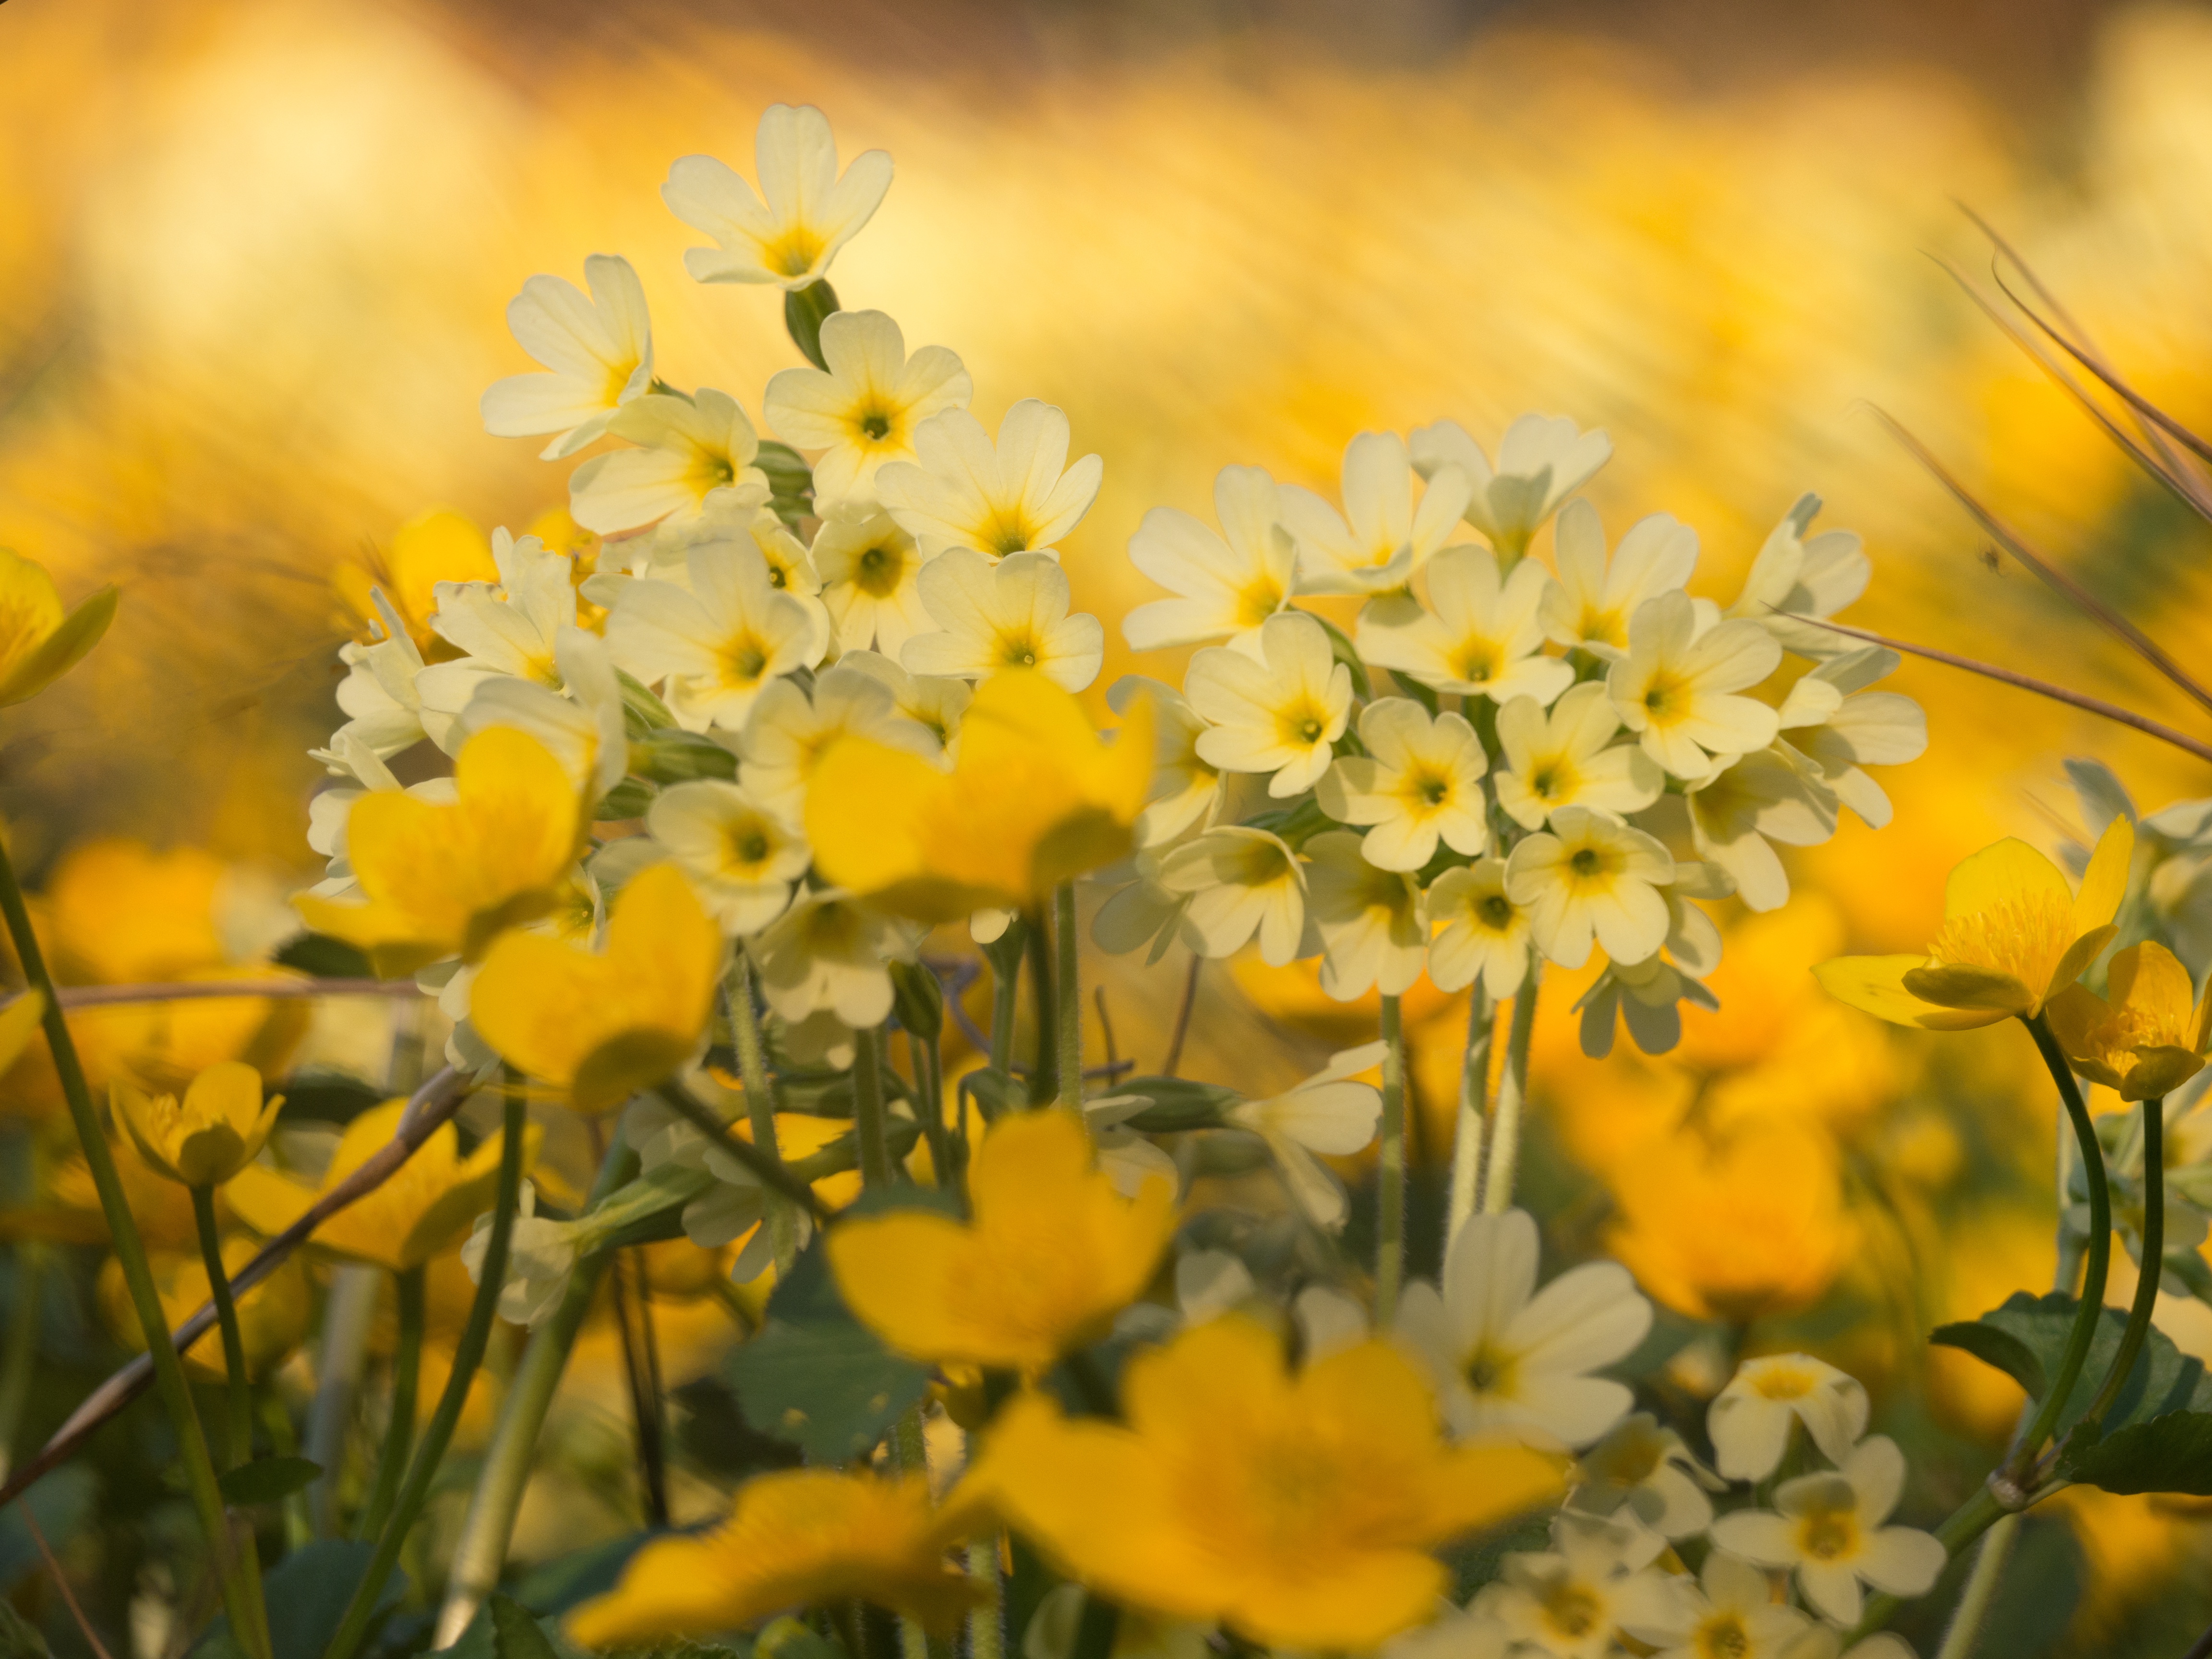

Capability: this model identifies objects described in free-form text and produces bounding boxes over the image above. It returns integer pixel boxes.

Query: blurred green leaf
[634,729,738,785]
[202,1539,402,1659]
[0,1603,51,1659]
[726,1321,926,1465]
[510,1531,658,1616]
[1929,1290,2212,1433]
[1115,1076,1238,1132]
[216,1455,321,1507]
[436,1594,563,1659]
[273,931,374,979]
[2061,1409,2212,1494]
[888,961,943,1041]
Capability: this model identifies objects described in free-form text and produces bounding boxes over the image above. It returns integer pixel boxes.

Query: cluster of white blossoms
[1099,424,1928,1054]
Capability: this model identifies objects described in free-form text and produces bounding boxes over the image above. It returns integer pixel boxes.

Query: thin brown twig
[26,978,421,1010]
[1162,954,1202,1079]
[20,1502,115,1659]
[0,1066,475,1512]
[1094,986,1118,1074]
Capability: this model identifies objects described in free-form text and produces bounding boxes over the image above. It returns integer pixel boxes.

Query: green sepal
[783,281,840,372]
[632,728,740,786]
[889,960,944,1040]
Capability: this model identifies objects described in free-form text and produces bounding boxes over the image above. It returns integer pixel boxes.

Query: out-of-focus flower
[1113,676,1220,848]
[337,508,500,653]
[764,310,970,505]
[1775,647,1926,829]
[1724,493,1871,660]
[1538,503,1696,660]
[1709,1437,1945,1625]
[805,669,1152,923]
[1815,816,2133,1029]
[1426,860,1532,998]
[2047,938,2212,1100]
[1494,682,1663,830]
[293,727,583,975]
[812,505,933,657]
[1608,591,1780,780]
[974,1316,1562,1650]
[662,103,892,290]
[0,547,116,709]
[1396,1208,1650,1450]
[570,390,769,534]
[1304,832,1427,999]
[1185,612,1351,798]
[1155,826,1308,964]
[739,669,935,818]
[1124,464,1296,652]
[567,1469,979,1647]
[111,1060,280,1187]
[1316,698,1489,870]
[830,1108,1175,1374]
[481,255,654,460]
[1226,1041,1385,1229]
[449,627,629,805]
[1614,1549,1814,1659]
[1281,431,1469,596]
[901,549,1104,692]
[1570,1413,1717,1540]
[415,529,577,722]
[1468,1516,1663,1659]
[1411,414,1611,561]
[1708,1353,1871,1481]
[1574,953,1719,1059]
[1684,748,1837,912]
[646,780,808,935]
[1359,546,1574,706]
[841,650,972,754]
[606,540,827,732]
[748,889,913,1028]
[100,1234,311,1383]
[1505,806,1674,970]
[875,400,1101,562]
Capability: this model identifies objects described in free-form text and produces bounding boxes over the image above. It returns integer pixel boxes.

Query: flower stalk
[1056,883,1082,1113]
[1025,908,1056,1107]
[2082,1093,2165,1430]
[188,1184,254,1470]
[1375,994,1407,1327]
[855,1024,896,1188]
[355,1265,424,1542]
[1447,983,1494,1235]
[1479,960,1540,1215]
[728,950,800,1271]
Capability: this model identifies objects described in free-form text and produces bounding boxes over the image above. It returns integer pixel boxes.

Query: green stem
[354,1266,423,1542]
[1447,984,1494,1237]
[0,832,269,1659]
[609,1247,670,1527]
[0,1241,47,1480]
[909,1028,952,1190]
[1479,959,1539,1215]
[729,951,799,1272]
[1055,884,1082,1113]
[1935,1511,2020,1659]
[1025,909,1056,1107]
[855,1025,896,1188]
[1376,995,1407,1328]
[325,1083,529,1659]
[987,929,1022,1073]
[305,1265,381,1537]
[189,1185,253,1472]
[965,1534,1004,1659]
[258,1389,312,1551]
[891,1406,934,1659]
[2082,1094,2164,1429]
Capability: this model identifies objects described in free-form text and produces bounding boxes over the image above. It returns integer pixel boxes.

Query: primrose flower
[1707,1352,1870,1480]
[1124,464,1297,652]
[1494,682,1664,830]
[569,389,769,535]
[763,310,972,505]
[806,670,1152,923]
[1724,492,1871,659]
[838,649,972,752]
[414,529,577,724]
[1316,698,1490,870]
[1226,1041,1385,1229]
[605,540,827,733]
[1538,502,1699,659]
[1155,826,1309,965]
[1426,859,1533,998]
[1709,1436,1945,1625]
[481,255,654,459]
[662,103,892,290]
[1304,832,1429,1000]
[1570,1413,1718,1540]
[875,399,1103,562]
[226,1096,538,1272]
[568,1469,979,1647]
[749,889,914,1029]
[1608,591,1782,780]
[811,505,934,657]
[1470,1517,1662,1659]
[0,546,117,708]
[1410,414,1612,561]
[323,593,428,762]
[1279,431,1470,595]
[830,1107,1176,1374]
[1815,815,2133,1029]
[111,1061,281,1188]
[1185,612,1352,798]
[1775,647,1927,829]
[1613,1549,1814,1659]
[293,727,583,976]
[1359,546,1575,706]
[1504,806,1675,970]
[470,864,724,1115]
[975,1316,1563,1651]
[739,668,937,819]
[1574,952,1719,1059]
[901,549,1104,693]
[646,781,809,935]
[1395,1207,1652,1450]
[448,626,630,805]
[1112,676,1222,848]
[1684,748,1838,913]
[2047,939,2212,1100]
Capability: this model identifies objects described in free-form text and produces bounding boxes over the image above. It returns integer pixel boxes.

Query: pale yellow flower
[763,310,972,506]
[1125,464,1297,652]
[1359,546,1575,705]
[662,103,892,290]
[1494,682,1663,830]
[570,389,769,534]
[1607,590,1781,780]
[1184,611,1351,798]
[481,255,654,459]
[1537,500,1697,660]
[1504,805,1675,970]
[1410,413,1611,561]
[1315,698,1490,871]
[1280,431,1470,596]
[875,400,1102,562]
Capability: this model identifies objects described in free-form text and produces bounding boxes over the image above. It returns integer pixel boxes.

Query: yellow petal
[0,583,117,707]
[2044,983,2113,1079]
[2071,815,2136,938]
[1226,1550,1446,1652]
[2043,923,2120,1013]
[111,1082,185,1184]
[0,548,66,699]
[1813,955,2005,1030]
[1902,962,2035,1015]
[804,736,978,921]
[2116,1047,2204,1102]
[826,1209,976,1361]
[0,989,45,1077]
[184,1060,266,1139]
[1944,836,2070,923]
[2112,940,2193,1033]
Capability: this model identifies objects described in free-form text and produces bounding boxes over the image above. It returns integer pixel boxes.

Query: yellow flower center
[1563,841,1622,892]
[977,508,1037,557]
[1399,766,1454,813]
[1277,699,1332,749]
[1695,1613,1752,1659]
[1234,575,1284,627]
[851,402,897,445]
[997,630,1043,670]
[1453,642,1499,684]
[1463,1340,1519,1398]
[720,634,772,688]
[1925,894,2071,996]
[1582,1419,1665,1486]
[1530,759,1574,801]
[601,354,640,408]
[1578,603,1627,649]
[1476,894,1517,933]
[1751,1360,1818,1400]
[1540,1582,1603,1641]
[854,543,906,599]
[729,824,773,874]
[1641,669,1691,725]
[760,224,827,278]
[1796,1504,1859,1562]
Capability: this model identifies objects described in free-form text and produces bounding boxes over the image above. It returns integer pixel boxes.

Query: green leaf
[202,1539,404,1659]
[727,1319,928,1464]
[273,931,375,979]
[782,282,839,373]
[756,1616,835,1659]
[0,1603,51,1659]
[1388,670,1440,716]
[617,670,678,735]
[2060,1408,2212,1495]
[1928,1290,2212,1434]
[509,1530,658,1616]
[436,1593,565,1659]
[634,729,739,785]
[216,1454,322,1506]
[960,1065,1026,1125]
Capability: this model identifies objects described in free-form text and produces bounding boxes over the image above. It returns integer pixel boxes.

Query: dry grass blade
[20,1503,116,1659]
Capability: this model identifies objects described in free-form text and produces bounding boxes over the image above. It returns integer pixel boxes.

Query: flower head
[749,889,914,1029]
[1570,1413,1717,1540]
[606,539,828,732]
[662,104,892,290]
[1724,493,1871,659]
[1707,1353,1870,1481]
[0,545,117,708]
[901,549,1104,692]
[112,1060,281,1187]
[1304,832,1429,1000]
[1471,1516,1662,1659]
[1504,806,1676,970]
[740,668,936,818]
[1538,503,1697,659]
[1495,682,1664,830]
[812,505,935,657]
[1684,748,1838,913]
[647,781,809,935]
[1227,1041,1384,1229]
[1608,591,1781,780]
[1316,698,1490,871]
[1155,826,1308,965]
[481,255,653,460]
[764,310,972,505]
[1426,859,1533,998]
[1113,676,1221,848]
[1359,546,1575,706]
[2047,938,2212,1100]
[1613,1549,1813,1659]
[876,400,1102,562]
[830,1107,1176,1374]
[570,389,769,534]
[1708,1436,1945,1625]
[1185,612,1352,798]
[1774,646,1926,829]
[1280,432,1470,595]
[1410,414,1611,561]
[1125,465,1296,652]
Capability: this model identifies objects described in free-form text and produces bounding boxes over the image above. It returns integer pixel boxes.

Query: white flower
[1574,953,1719,1059]
[836,649,972,754]
[1110,676,1221,849]
[662,104,890,290]
[1279,431,1470,596]
[1396,1207,1652,1449]
[809,505,933,658]
[763,310,972,506]
[1426,859,1532,999]
[415,529,580,737]
[1724,493,1871,659]
[1155,826,1308,964]
[450,627,629,803]
[1410,414,1611,560]
[1469,1515,1664,1659]
[481,255,653,460]
[1609,590,1782,780]
[1184,612,1351,798]
[1614,1550,1812,1659]
[461,1182,578,1327]
[1173,1250,1259,1326]
[1382,1604,1510,1659]
[1358,546,1575,706]
[320,589,426,764]
[1124,464,1297,652]
[875,400,1102,562]
[646,780,809,935]
[1707,1353,1870,1480]
[1684,748,1838,912]
[1505,806,1675,970]
[899,549,1103,692]
[748,890,913,1028]
[1227,1041,1384,1229]
[1708,1436,1945,1625]
[605,540,827,732]
[1315,698,1490,871]
[737,667,936,817]
[1538,501,1699,661]
[1090,854,1194,965]
[1776,647,1927,829]
[1303,831,1429,1000]
[569,389,769,535]
[1494,682,1664,831]
[1570,1412,1719,1542]
[1082,1096,1181,1200]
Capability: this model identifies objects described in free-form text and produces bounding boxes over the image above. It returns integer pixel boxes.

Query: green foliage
[754,441,817,531]
[437,1594,564,1659]
[0,1604,50,1659]
[1930,1290,2212,1436]
[617,671,678,736]
[1115,1077,1239,1133]
[201,1539,402,1659]
[0,1465,95,1594]
[215,1455,321,1507]
[779,284,839,373]
[273,932,374,979]
[887,961,943,1041]
[633,730,739,786]
[2061,1410,2212,1495]
[600,779,657,821]
[961,1065,1026,1124]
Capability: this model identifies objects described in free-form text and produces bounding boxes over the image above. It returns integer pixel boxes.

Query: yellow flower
[805,669,1154,924]
[469,863,725,1115]
[98,1234,313,1382]
[2047,939,2212,1100]
[111,1060,281,1187]
[828,1107,1175,1375]
[336,507,499,652]
[225,1096,537,1272]
[566,1469,981,1647]
[1815,816,2133,1029]
[293,726,583,975]
[971,1318,1563,1650]
[0,546,117,708]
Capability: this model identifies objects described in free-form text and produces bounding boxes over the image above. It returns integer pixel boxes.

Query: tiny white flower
[763,310,972,507]
[1571,1412,1720,1542]
[605,540,827,733]
[1613,1550,1812,1659]
[662,103,891,290]
[1776,647,1927,830]
[1470,1514,1665,1659]
[1684,748,1838,913]
[1155,825,1308,965]
[900,549,1104,692]
[1724,493,1872,659]
[810,504,934,658]
[451,627,629,804]
[1609,590,1783,780]
[1303,831,1429,1000]
[1124,464,1297,652]
[1280,431,1471,596]
[1707,1353,1870,1481]
[1505,805,1676,970]
[1494,681,1665,830]
[1396,1207,1652,1449]
[1539,501,1699,661]
[1082,1095,1181,1200]
[738,667,937,817]
[462,1182,578,1327]
[1110,676,1221,849]
[1410,414,1612,561]
[1183,611,1351,798]
[875,399,1102,562]
[837,649,972,754]
[1359,546,1576,706]
[748,890,914,1029]
[1425,859,1533,999]
[569,389,769,535]
[646,780,810,935]
[1709,1436,1946,1626]
[1315,698,1490,871]
[319,590,426,765]
[481,255,654,460]
[1227,1040,1384,1229]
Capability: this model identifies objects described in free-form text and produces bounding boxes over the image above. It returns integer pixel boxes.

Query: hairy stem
[355,1265,423,1542]
[728,950,798,1271]
[1479,959,1540,1215]
[1935,1512,2020,1659]
[189,1185,252,1471]
[1375,994,1407,1328]
[1447,984,1494,1238]
[1025,909,1056,1107]
[855,1025,896,1188]
[1055,884,1082,1112]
